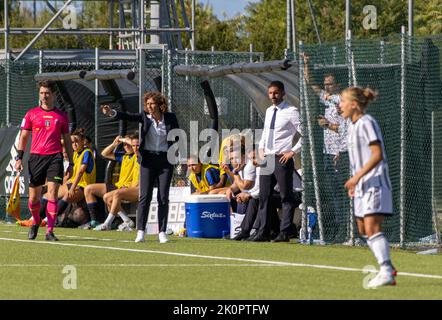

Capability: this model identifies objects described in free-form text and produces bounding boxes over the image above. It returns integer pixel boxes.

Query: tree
[415,0,442,35]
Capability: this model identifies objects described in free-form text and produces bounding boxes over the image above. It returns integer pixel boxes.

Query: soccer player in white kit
[340,87,397,288]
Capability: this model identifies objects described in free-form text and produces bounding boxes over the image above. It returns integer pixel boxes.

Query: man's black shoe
[45,232,59,241]
[251,233,270,242]
[232,232,250,241]
[271,232,290,243]
[28,224,39,240]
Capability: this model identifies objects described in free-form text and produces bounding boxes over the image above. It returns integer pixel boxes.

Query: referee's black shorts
[28,153,64,187]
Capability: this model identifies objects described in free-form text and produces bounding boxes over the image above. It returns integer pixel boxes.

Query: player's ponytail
[343,87,377,111]
[362,88,377,105]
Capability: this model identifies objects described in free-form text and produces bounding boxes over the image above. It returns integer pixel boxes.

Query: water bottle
[307,207,317,245]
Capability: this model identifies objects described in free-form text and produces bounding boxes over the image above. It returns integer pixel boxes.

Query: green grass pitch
[0,222,441,300]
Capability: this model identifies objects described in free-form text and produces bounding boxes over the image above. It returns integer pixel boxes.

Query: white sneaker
[134,230,145,243]
[118,220,135,232]
[158,231,168,243]
[367,271,396,289]
[93,223,110,231]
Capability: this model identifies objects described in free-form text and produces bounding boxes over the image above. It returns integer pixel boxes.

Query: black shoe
[232,231,250,241]
[28,224,39,240]
[251,233,270,242]
[45,232,59,241]
[271,232,290,243]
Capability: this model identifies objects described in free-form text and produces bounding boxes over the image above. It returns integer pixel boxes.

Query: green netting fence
[299,33,442,248]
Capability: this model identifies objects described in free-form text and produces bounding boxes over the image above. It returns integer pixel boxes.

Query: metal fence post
[400,26,406,248]
[38,50,44,74]
[139,46,145,136]
[300,43,325,243]
[432,105,441,246]
[167,48,172,111]
[380,40,385,64]
[5,52,10,126]
[298,41,307,242]
[346,29,355,245]
[249,43,254,129]
[95,47,99,147]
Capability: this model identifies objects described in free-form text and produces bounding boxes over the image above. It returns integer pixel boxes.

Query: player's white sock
[104,213,115,227]
[117,211,131,223]
[367,232,393,273]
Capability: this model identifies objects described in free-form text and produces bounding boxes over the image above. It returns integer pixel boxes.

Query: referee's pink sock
[46,200,58,234]
[28,200,41,226]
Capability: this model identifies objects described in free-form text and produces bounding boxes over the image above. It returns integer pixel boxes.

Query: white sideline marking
[0,263,274,267]
[1,237,442,280]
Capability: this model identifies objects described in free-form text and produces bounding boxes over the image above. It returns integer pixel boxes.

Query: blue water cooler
[185,195,230,238]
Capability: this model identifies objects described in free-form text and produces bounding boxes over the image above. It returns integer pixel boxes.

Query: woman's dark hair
[144,91,168,113]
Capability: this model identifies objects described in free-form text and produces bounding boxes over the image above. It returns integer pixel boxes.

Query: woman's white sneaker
[158,232,168,243]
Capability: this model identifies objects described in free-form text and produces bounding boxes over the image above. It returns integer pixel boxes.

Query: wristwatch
[233,170,240,175]
[14,155,22,161]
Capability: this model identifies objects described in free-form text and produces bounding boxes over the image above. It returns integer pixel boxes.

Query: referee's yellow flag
[6,175,21,221]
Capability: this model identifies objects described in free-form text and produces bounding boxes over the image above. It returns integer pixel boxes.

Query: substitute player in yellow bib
[48,128,96,218]
[187,155,221,194]
[83,134,137,228]
[95,135,141,231]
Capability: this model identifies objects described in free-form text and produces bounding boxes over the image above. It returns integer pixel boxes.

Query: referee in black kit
[101,91,179,244]
[251,80,302,242]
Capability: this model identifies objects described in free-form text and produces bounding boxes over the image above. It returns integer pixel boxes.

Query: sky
[19,0,260,21]
[199,0,259,20]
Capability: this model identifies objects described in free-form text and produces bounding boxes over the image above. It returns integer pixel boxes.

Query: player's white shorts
[354,185,393,218]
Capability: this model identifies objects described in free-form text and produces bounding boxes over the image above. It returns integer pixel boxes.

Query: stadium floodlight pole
[140,0,146,46]
[286,0,292,52]
[109,0,114,49]
[191,0,196,50]
[4,0,9,55]
[150,0,160,45]
[400,26,406,249]
[291,0,296,54]
[408,0,414,36]
[345,0,351,41]
[14,0,75,62]
[407,0,413,64]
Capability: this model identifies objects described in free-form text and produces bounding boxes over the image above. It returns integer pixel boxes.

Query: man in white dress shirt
[251,81,302,242]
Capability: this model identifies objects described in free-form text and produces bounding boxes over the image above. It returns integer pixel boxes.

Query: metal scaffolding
[2,0,195,60]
